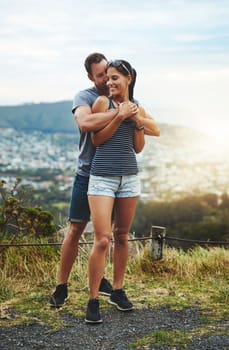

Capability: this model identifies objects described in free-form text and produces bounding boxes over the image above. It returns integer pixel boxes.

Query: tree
[220,193,229,210]
[0,179,56,243]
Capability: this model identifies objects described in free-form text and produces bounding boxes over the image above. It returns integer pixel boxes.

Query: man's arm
[74,105,118,133]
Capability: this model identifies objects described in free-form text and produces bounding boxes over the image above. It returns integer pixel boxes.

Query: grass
[131,326,229,349]
[0,238,229,347]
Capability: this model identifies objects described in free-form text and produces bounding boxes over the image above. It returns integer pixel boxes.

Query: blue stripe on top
[90,99,138,176]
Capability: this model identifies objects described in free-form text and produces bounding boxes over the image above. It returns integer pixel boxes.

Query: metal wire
[0,235,228,248]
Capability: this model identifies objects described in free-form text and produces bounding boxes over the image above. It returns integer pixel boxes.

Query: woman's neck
[111,94,129,104]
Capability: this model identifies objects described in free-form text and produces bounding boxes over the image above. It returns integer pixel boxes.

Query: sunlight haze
[1,0,229,144]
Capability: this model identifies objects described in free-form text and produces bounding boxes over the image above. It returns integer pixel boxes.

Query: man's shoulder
[75,87,98,98]
[72,86,99,113]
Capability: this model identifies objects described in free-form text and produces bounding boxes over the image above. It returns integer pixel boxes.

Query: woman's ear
[127,75,132,85]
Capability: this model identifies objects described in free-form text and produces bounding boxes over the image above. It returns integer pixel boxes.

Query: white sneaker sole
[49,296,69,307]
[108,299,134,311]
[85,318,103,324]
[99,291,112,296]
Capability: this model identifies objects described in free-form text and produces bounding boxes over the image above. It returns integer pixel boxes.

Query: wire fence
[166,236,229,246]
[0,231,228,248]
[0,236,156,248]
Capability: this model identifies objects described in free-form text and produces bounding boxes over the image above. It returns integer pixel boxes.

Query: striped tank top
[90,99,138,176]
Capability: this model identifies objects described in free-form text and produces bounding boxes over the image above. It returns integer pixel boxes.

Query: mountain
[0,101,76,133]
[0,101,207,146]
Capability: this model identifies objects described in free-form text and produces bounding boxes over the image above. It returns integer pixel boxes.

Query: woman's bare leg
[88,195,114,299]
[113,196,138,290]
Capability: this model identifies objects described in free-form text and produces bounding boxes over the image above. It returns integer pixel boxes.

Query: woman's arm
[143,112,160,136]
[91,96,121,146]
[130,106,160,137]
[133,108,145,153]
[91,98,138,146]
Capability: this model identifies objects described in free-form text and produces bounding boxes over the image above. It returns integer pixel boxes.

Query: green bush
[0,179,56,243]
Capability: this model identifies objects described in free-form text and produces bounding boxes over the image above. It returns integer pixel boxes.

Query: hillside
[0,101,206,143]
[0,101,76,133]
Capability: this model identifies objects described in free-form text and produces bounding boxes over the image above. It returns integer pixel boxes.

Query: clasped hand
[117,101,138,121]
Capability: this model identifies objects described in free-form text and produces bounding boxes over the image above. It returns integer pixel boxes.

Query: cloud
[0,0,229,138]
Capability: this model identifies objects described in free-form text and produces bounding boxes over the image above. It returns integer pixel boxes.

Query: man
[49,52,160,308]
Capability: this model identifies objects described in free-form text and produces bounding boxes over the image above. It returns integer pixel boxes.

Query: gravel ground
[1,305,229,350]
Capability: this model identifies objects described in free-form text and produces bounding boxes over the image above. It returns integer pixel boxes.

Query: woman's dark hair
[84,52,107,75]
[107,59,137,101]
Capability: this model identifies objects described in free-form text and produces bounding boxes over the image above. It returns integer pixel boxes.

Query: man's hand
[117,102,138,121]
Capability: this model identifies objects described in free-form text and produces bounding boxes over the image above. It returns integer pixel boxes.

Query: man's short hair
[84,52,107,75]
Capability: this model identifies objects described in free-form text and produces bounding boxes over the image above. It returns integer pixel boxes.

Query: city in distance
[0,100,228,205]
[1,123,228,204]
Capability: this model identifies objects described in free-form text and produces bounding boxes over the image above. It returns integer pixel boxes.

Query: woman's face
[106,66,131,99]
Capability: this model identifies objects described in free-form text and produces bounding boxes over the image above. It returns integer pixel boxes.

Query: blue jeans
[68,174,90,223]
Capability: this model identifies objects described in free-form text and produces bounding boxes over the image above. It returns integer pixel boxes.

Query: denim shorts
[88,174,141,198]
[68,174,90,223]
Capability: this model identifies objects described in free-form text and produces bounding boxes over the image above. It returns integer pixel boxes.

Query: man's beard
[96,84,109,96]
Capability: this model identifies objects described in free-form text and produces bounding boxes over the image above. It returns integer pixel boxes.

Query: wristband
[135,125,144,131]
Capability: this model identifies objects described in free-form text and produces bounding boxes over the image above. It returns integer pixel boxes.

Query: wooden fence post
[150,225,166,259]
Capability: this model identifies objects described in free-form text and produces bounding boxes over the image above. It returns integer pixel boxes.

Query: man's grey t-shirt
[72,87,99,177]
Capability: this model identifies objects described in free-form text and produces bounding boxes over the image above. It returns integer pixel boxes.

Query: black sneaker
[49,284,68,307]
[109,289,134,311]
[99,277,113,296]
[85,299,103,324]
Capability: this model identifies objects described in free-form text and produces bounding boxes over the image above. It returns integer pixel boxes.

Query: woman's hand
[117,101,139,121]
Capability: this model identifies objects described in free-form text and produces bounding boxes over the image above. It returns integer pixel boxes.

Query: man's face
[88,59,109,94]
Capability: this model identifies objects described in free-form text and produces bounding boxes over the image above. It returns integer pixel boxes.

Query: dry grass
[1,239,229,330]
[130,244,229,279]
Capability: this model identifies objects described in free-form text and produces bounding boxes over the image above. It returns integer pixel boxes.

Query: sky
[1,0,229,144]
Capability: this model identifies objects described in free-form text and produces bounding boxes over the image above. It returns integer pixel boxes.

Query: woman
[85,60,158,324]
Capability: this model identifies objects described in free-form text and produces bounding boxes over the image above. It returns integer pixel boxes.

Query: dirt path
[1,305,229,349]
